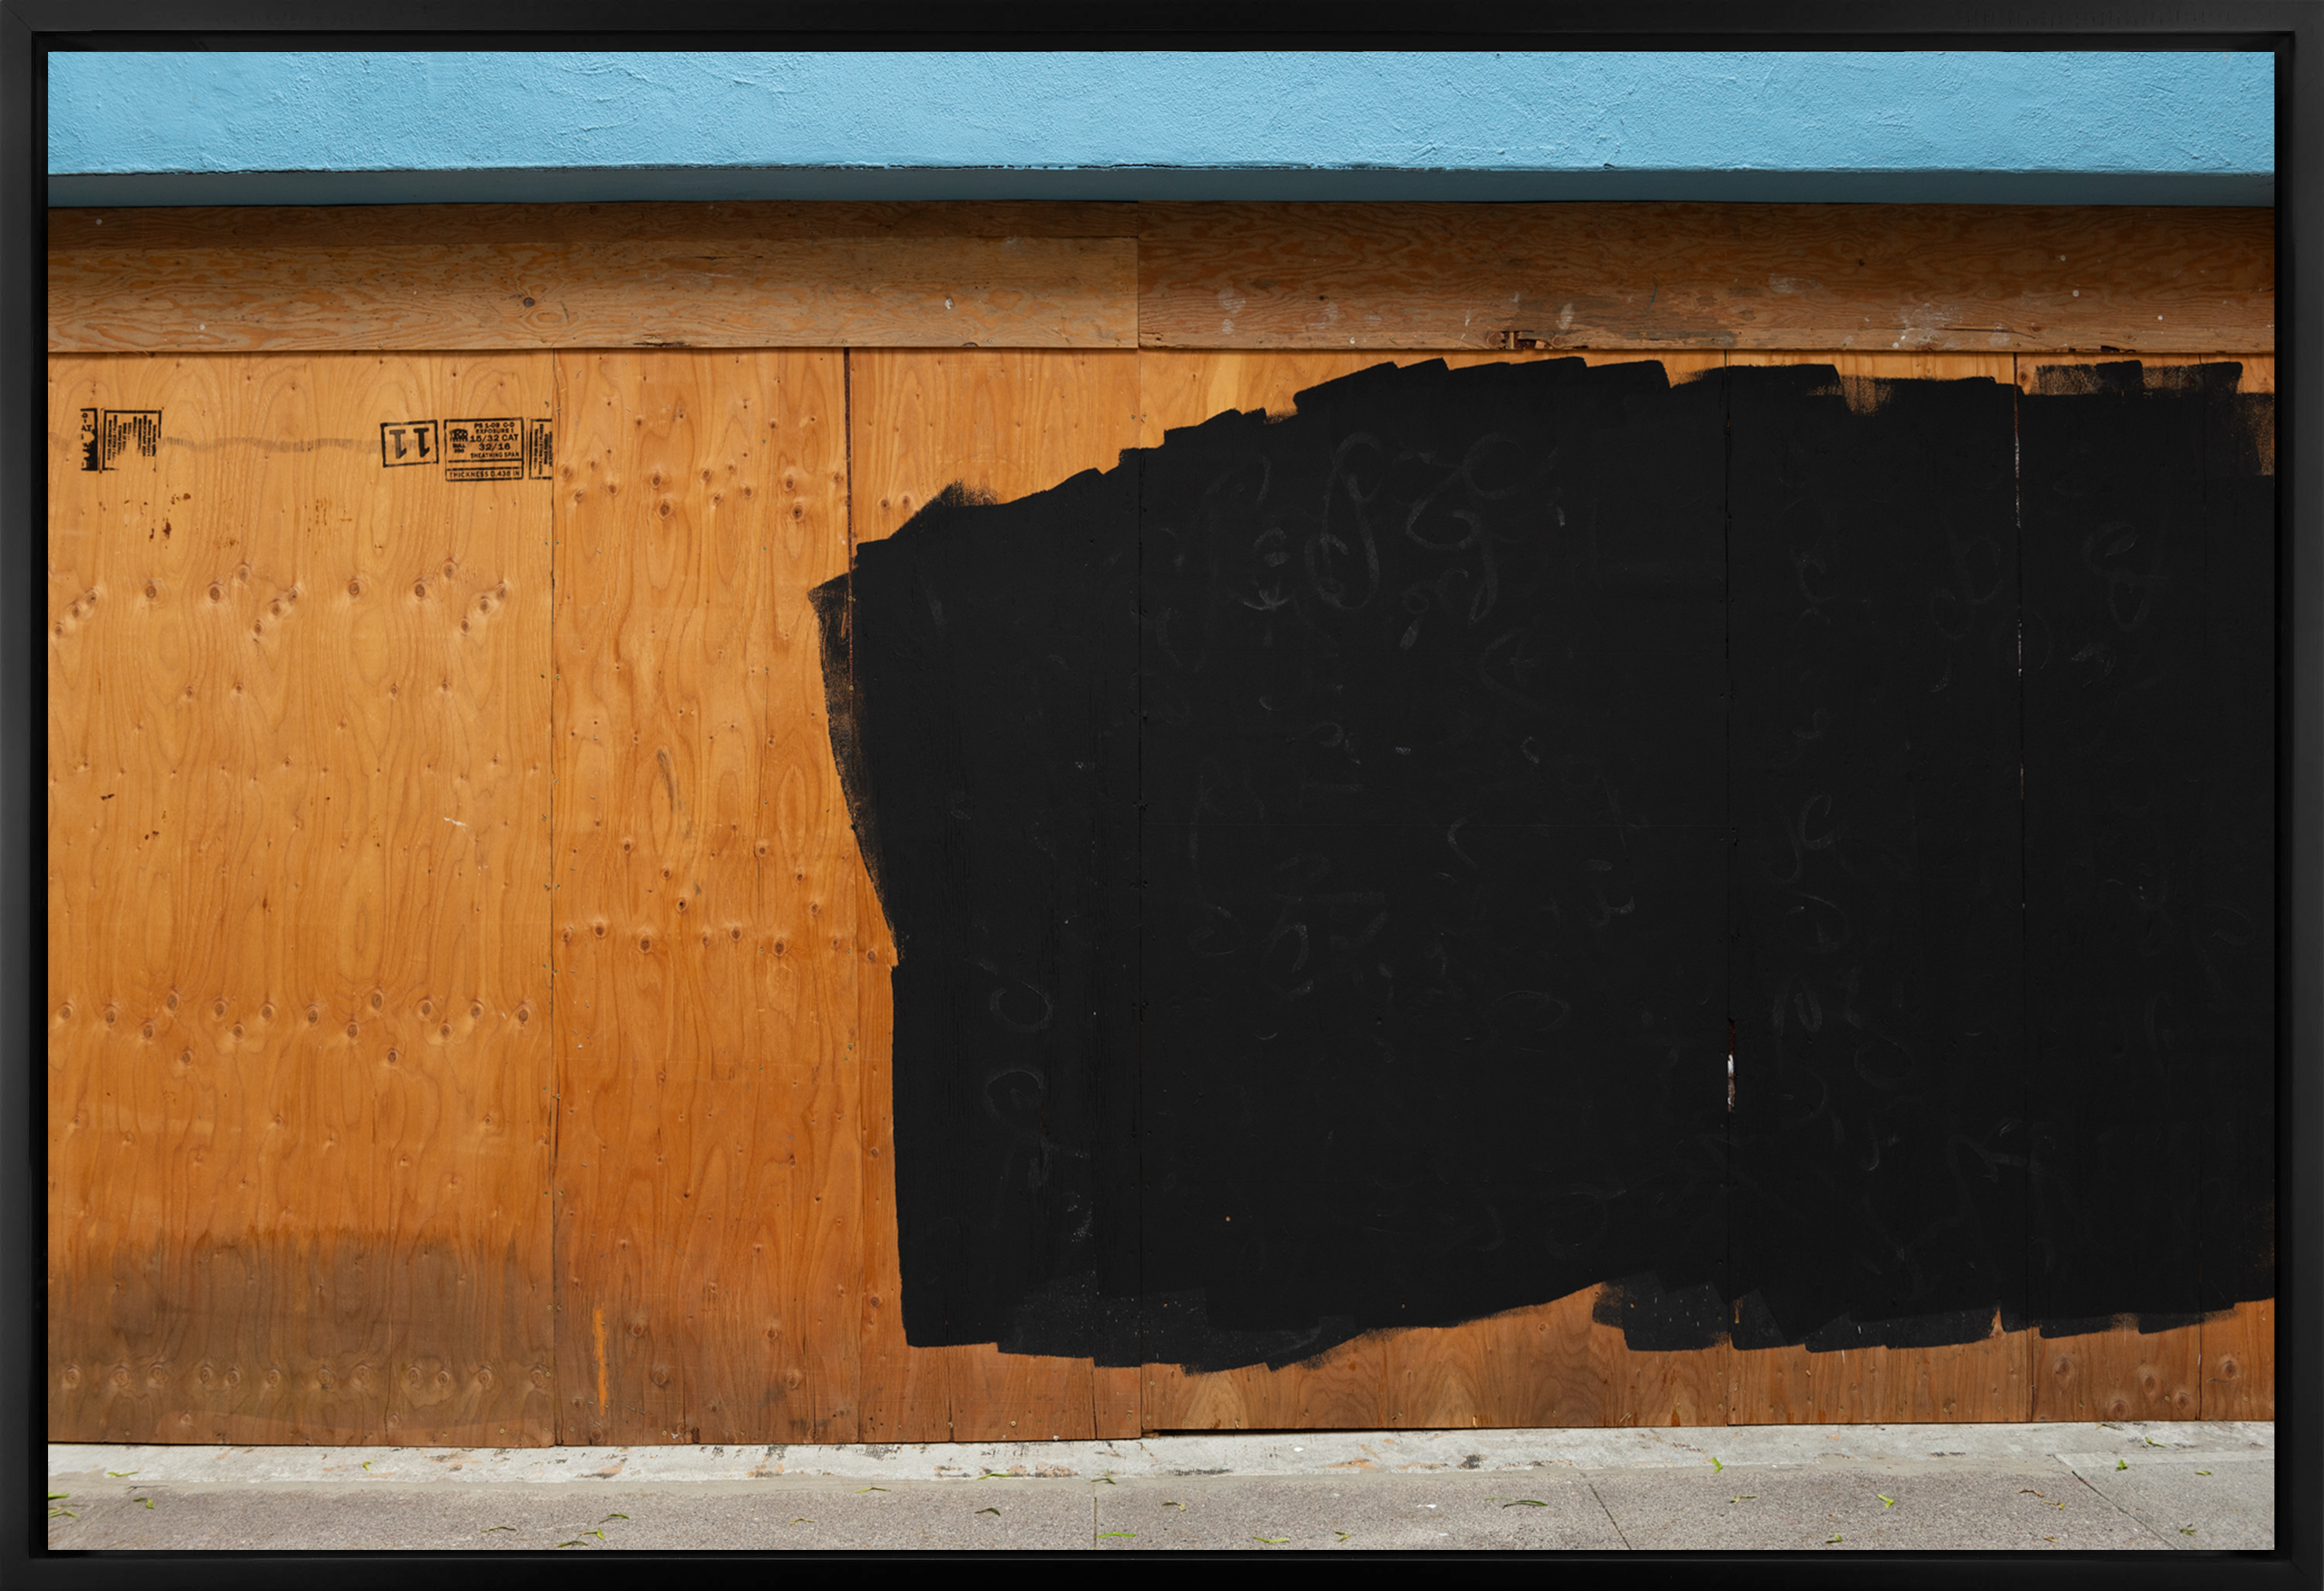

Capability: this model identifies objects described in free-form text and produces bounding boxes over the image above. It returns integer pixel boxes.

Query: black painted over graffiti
[816,357,2275,1369]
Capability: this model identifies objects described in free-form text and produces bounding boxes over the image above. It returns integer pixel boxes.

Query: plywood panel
[53,214,1136,355]
[2017,350,2268,1431]
[549,349,863,1445]
[2020,353,2261,1427]
[1730,1345,1818,1426]
[845,349,1144,1442]
[1135,347,1727,450]
[1138,202,2273,354]
[1731,349,2016,384]
[1386,1289,1730,1430]
[2030,1322,2201,1421]
[2204,1300,2274,1420]
[1728,352,2030,1429]
[852,871,953,1443]
[47,351,556,1445]
[1807,1321,2029,1425]
[1135,349,1727,1433]
[850,349,1145,545]
[1143,1338,1387,1433]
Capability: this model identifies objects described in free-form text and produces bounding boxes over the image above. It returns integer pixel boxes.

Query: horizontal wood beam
[1136,201,2274,356]
[49,203,1140,354]
[49,200,2272,356]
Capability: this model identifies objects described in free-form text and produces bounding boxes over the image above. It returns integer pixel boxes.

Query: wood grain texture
[1138,202,2272,354]
[56,201,2271,359]
[548,349,863,1445]
[849,349,1144,545]
[1730,1344,1818,1426]
[1807,1321,2028,1424]
[1408,1289,1730,1429]
[2030,1321,2201,1422]
[2203,1300,2274,1419]
[1143,1338,1387,1432]
[47,352,556,1445]
[1380,1290,1652,1430]
[846,349,1144,1441]
[1136,347,1728,449]
[53,230,1135,356]
[1730,349,2017,385]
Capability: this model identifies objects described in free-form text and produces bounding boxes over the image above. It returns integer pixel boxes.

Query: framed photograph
[9,5,2312,1579]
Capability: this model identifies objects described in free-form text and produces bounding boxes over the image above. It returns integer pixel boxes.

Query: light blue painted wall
[47,51,2277,206]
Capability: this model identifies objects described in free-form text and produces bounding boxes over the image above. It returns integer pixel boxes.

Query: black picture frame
[3,5,2312,1582]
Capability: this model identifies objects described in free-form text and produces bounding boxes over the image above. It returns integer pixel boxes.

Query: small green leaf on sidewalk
[1499,1499,1549,1508]
[788,1517,814,1526]
[1255,1536,1290,1545]
[1827,1534,1844,1545]
[1098,1531,1136,1538]
[1710,1456,1724,1473]
[2117,1459,2129,1471]
[854,1486,888,1493]
[106,1471,137,1479]
[975,1507,1000,1516]
[140,1497,154,1510]
[482,1525,515,1533]
[1878,1495,1895,1508]
[2197,1470,2212,1476]
[600,1513,627,1522]
[1335,1532,1353,1541]
[1730,1496,1755,1503]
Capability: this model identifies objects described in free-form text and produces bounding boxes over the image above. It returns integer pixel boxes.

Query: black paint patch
[821,357,2274,1371]
[841,469,1140,1353]
[1726,366,2028,1350]
[1135,359,1729,1354]
[2020,363,2276,1335]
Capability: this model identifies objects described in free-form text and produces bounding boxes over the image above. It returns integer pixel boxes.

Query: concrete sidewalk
[46,1421,2273,1552]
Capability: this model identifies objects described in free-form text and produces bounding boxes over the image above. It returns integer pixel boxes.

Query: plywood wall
[48,353,557,1444]
[46,205,2275,1442]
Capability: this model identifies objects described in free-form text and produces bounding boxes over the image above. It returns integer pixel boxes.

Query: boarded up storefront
[47,201,2275,1444]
